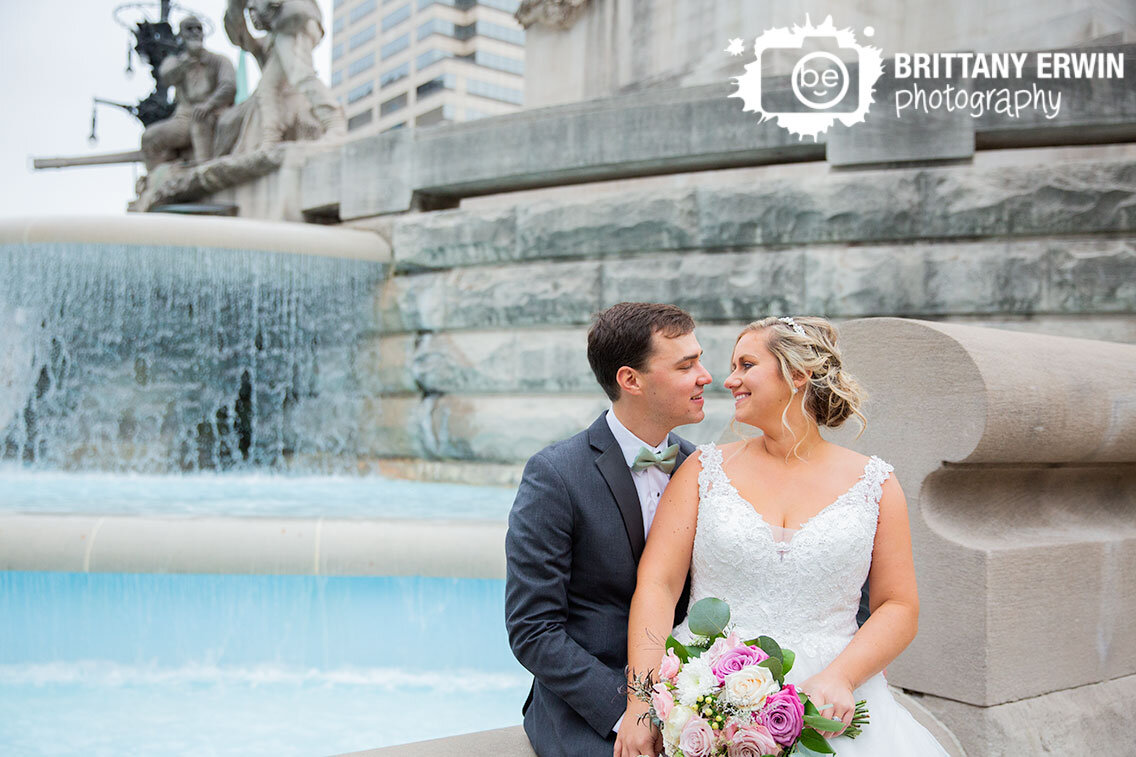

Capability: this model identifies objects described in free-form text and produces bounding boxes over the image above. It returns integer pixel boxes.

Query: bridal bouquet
[630,598,869,757]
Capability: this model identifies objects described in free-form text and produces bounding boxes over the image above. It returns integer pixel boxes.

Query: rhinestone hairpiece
[778,316,806,336]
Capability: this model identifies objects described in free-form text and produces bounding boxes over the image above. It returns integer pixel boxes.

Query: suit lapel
[589,415,647,562]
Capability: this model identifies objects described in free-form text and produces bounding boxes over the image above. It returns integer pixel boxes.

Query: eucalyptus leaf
[797,727,836,754]
[804,714,848,732]
[782,648,795,675]
[666,636,689,663]
[757,635,784,663]
[758,656,783,684]
[688,597,731,637]
[686,644,708,658]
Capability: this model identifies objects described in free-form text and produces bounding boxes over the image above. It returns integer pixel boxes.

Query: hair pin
[778,316,806,336]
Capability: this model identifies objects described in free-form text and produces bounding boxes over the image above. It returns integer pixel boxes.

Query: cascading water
[1,239,386,473]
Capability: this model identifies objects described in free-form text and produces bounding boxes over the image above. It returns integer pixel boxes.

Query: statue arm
[205,56,238,112]
[159,52,189,84]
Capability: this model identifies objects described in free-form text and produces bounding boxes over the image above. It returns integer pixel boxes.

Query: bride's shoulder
[826,445,893,480]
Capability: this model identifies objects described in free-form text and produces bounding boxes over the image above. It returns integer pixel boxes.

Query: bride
[614,316,947,757]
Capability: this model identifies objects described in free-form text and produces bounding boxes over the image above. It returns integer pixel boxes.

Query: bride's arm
[804,474,920,736]
[614,452,702,757]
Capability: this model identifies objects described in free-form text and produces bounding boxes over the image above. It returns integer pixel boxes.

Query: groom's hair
[587,302,695,401]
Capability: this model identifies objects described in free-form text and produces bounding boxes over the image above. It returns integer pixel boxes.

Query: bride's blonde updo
[738,316,868,434]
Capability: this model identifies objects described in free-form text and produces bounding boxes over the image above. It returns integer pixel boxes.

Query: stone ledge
[0,514,507,578]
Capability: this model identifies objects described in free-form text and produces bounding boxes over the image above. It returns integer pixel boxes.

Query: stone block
[357,334,418,395]
[428,395,608,462]
[696,159,1136,248]
[340,129,416,221]
[392,208,517,270]
[442,260,602,330]
[375,271,447,332]
[805,241,1048,316]
[411,328,596,395]
[516,190,698,260]
[602,249,807,322]
[1049,239,1136,312]
[300,147,342,216]
[355,395,428,458]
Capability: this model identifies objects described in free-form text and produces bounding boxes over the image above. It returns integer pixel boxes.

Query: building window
[478,0,520,12]
[349,52,376,77]
[382,3,411,31]
[475,21,525,46]
[418,0,476,8]
[381,33,410,60]
[348,80,375,104]
[380,61,410,88]
[333,16,346,35]
[350,0,378,24]
[332,43,345,61]
[466,78,523,104]
[417,18,456,40]
[334,0,349,8]
[348,109,374,131]
[349,24,376,50]
[458,50,524,76]
[331,69,344,87]
[381,92,408,116]
[416,48,451,71]
[415,104,456,127]
[416,73,455,101]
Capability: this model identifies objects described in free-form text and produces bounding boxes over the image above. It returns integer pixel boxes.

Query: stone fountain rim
[0,214,388,263]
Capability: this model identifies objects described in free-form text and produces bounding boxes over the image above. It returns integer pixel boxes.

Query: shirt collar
[605,407,668,470]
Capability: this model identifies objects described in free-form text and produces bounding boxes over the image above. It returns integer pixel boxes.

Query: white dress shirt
[605,408,673,737]
[605,408,672,541]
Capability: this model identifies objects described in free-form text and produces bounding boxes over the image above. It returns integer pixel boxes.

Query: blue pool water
[0,471,516,519]
[0,572,531,756]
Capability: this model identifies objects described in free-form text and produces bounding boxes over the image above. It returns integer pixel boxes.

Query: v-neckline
[717,454,876,547]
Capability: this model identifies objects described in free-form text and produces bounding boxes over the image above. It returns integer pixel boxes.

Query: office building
[329,0,526,135]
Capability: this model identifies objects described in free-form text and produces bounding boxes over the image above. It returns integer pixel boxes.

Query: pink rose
[758,684,805,747]
[651,682,674,722]
[726,722,780,757]
[659,647,682,682]
[679,716,717,757]
[711,645,769,684]
[704,631,746,667]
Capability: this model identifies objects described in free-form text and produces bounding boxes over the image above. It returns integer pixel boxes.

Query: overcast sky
[0,1,333,218]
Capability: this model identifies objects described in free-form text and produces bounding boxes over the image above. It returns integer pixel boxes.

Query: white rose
[662,704,696,748]
[721,665,778,709]
[674,655,717,707]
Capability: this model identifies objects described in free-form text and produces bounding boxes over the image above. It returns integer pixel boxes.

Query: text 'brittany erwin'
[891,51,1126,80]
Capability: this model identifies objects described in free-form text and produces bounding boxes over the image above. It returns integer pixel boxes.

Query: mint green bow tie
[632,444,679,474]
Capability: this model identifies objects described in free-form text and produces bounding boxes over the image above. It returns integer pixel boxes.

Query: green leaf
[804,714,847,732]
[803,697,820,716]
[797,727,836,754]
[757,635,784,663]
[758,656,783,684]
[666,636,690,663]
[781,648,795,675]
[686,644,708,658]
[688,597,731,638]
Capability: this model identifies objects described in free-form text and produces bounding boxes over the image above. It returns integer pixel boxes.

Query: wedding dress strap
[696,442,727,498]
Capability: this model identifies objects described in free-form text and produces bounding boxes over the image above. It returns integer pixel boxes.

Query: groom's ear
[615,365,644,397]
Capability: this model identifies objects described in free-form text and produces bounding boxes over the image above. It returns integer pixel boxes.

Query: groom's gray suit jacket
[505,413,694,757]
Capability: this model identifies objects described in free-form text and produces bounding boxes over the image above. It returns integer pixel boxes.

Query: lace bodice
[674,443,893,663]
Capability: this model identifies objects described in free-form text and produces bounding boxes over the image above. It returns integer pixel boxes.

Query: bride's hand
[613,702,661,757]
[800,670,855,739]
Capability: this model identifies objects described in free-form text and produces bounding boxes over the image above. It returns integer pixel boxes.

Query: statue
[140,15,237,170]
[223,0,346,152]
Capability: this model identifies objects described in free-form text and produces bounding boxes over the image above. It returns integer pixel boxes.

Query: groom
[505,302,713,757]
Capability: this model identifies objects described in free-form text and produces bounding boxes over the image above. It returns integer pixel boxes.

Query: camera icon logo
[731,15,884,140]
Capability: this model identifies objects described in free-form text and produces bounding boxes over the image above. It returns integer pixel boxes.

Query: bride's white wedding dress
[672,443,948,756]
